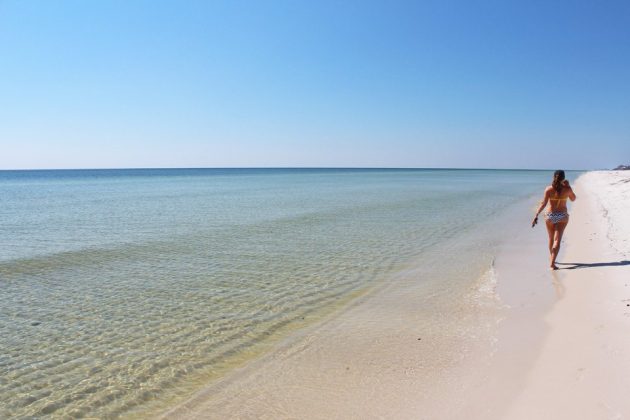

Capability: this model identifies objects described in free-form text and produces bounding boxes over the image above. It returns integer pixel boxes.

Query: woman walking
[532,170,577,270]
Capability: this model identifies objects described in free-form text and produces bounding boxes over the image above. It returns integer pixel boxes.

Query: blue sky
[1,0,628,169]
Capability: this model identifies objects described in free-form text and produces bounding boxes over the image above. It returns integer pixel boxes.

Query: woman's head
[552,170,565,194]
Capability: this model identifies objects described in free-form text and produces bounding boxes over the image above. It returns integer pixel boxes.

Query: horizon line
[0,166,594,172]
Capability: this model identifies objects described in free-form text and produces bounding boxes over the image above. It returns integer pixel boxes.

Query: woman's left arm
[564,180,577,201]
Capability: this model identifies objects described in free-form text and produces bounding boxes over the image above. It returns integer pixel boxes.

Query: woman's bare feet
[550,264,559,270]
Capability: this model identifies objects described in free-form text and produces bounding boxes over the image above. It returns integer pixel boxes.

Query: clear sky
[1,0,628,170]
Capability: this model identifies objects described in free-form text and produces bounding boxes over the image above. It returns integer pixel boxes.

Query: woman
[531,170,577,270]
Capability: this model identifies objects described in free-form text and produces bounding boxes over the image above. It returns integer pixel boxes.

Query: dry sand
[162,171,630,419]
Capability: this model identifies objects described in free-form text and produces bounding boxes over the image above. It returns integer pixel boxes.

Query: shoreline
[160,170,630,419]
[160,243,506,418]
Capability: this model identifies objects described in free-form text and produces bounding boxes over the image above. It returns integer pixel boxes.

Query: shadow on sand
[556,260,630,270]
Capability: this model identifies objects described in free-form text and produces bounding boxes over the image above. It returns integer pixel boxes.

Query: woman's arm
[563,180,577,201]
[532,188,549,227]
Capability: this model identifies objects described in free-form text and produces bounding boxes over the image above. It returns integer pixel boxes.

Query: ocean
[1,168,559,418]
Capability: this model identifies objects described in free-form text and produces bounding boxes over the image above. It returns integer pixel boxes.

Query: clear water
[0,168,557,418]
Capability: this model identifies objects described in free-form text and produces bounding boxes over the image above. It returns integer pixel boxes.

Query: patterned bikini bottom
[545,212,569,224]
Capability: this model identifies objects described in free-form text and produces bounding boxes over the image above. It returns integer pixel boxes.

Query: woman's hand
[532,216,538,228]
[562,179,570,187]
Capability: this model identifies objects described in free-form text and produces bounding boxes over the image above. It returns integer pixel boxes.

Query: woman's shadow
[556,260,630,270]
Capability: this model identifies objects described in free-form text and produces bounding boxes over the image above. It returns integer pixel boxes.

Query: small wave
[468,258,508,309]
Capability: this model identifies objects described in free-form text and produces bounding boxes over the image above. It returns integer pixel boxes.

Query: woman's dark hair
[552,170,565,196]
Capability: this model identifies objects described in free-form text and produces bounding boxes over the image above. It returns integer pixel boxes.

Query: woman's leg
[545,219,555,255]
[550,220,569,269]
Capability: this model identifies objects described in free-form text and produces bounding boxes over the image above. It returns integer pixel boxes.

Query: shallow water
[0,168,557,418]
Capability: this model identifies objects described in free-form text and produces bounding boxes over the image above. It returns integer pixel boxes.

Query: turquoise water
[1,168,556,418]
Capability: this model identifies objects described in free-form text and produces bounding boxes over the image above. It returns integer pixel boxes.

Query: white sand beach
[503,171,630,419]
[162,171,630,419]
